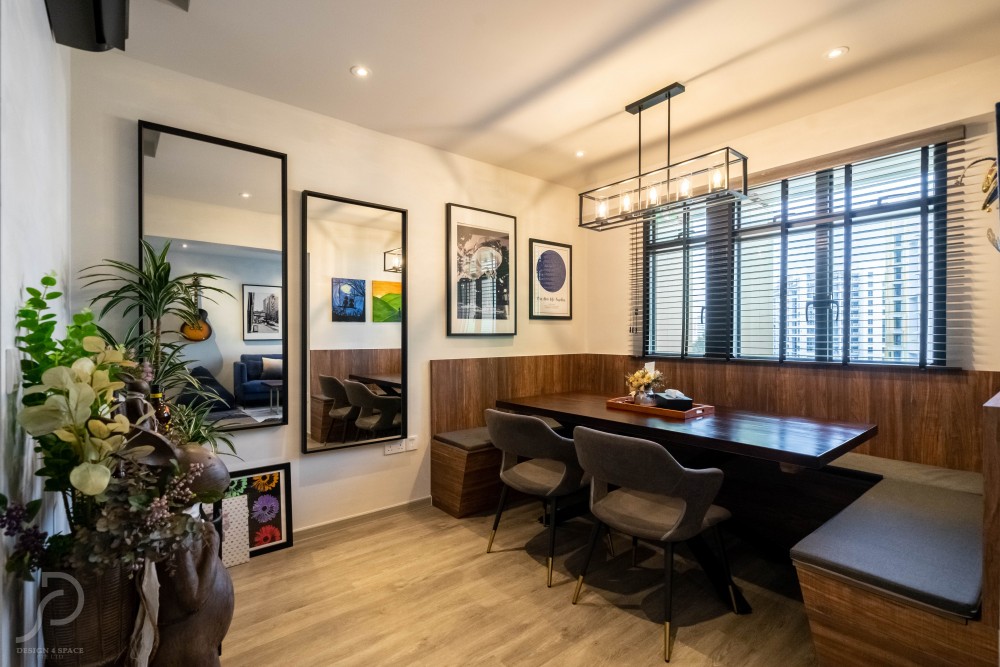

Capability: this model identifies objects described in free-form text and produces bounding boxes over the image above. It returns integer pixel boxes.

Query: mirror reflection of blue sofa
[234,354,284,407]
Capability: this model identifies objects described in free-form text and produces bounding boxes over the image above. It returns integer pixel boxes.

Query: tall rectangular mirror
[301,191,407,453]
[139,120,288,430]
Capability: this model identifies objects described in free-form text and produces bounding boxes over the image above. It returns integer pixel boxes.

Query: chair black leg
[573,519,605,604]
[546,497,558,587]
[324,418,336,443]
[606,530,616,557]
[663,542,675,662]
[714,526,739,614]
[486,485,508,554]
[632,536,639,567]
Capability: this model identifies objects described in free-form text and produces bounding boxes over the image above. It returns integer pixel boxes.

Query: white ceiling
[127,0,1000,190]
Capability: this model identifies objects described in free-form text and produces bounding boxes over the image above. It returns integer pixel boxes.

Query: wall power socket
[405,435,418,451]
[384,441,406,456]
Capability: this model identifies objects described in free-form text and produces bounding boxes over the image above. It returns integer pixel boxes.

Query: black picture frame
[446,203,517,336]
[528,238,572,320]
[242,283,283,341]
[215,462,293,558]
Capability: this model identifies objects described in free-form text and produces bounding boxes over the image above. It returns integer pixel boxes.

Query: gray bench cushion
[831,452,983,495]
[791,479,983,618]
[434,427,493,452]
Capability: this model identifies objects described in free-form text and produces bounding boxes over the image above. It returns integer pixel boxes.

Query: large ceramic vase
[40,565,138,667]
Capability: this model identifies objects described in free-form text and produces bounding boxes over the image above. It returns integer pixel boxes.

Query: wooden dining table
[348,373,403,396]
[495,392,877,469]
[496,391,882,564]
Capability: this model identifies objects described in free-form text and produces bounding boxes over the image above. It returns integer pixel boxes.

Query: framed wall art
[331,277,366,322]
[243,284,283,340]
[528,239,572,320]
[217,462,293,558]
[372,280,402,322]
[446,203,516,336]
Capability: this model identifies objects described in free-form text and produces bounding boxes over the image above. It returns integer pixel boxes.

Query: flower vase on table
[625,368,663,406]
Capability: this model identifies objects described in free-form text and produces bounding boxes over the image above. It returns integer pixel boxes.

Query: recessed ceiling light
[350,65,371,78]
[826,46,849,60]
[575,150,585,158]
[239,192,252,199]
[182,243,188,248]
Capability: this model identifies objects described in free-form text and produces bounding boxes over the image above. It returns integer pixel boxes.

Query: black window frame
[643,142,950,368]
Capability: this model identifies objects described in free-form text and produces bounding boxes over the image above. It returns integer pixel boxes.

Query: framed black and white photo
[446,203,516,336]
[243,284,282,340]
[529,239,572,319]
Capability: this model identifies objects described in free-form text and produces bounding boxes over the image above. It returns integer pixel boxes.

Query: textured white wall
[0,2,72,664]
[68,51,586,531]
[586,55,1000,370]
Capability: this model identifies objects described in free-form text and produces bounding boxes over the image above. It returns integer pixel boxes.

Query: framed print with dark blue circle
[529,239,572,320]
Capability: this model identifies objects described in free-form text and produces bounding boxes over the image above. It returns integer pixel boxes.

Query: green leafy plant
[170,402,236,455]
[81,239,228,389]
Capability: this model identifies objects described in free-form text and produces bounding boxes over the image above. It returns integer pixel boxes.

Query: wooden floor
[223,501,816,666]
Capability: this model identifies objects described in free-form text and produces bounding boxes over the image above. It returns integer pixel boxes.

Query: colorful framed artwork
[372,280,402,322]
[218,462,293,558]
[446,203,516,336]
[331,277,366,322]
[528,239,572,320]
[242,284,283,340]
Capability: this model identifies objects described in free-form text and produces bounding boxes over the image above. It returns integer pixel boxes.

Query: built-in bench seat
[791,474,995,666]
[830,451,983,494]
[430,417,564,518]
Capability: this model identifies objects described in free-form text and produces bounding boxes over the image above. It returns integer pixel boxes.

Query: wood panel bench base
[795,565,997,667]
[430,435,502,518]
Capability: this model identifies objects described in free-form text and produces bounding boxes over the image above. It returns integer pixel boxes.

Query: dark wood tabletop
[348,373,403,395]
[495,392,877,469]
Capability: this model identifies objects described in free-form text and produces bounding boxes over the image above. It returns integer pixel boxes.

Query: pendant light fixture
[579,82,748,231]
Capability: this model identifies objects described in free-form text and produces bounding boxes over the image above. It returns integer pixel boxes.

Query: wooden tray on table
[606,396,715,420]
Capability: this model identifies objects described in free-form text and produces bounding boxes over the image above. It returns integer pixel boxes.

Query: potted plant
[4,250,235,666]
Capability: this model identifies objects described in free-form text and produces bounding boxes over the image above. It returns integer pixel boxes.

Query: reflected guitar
[180,277,213,342]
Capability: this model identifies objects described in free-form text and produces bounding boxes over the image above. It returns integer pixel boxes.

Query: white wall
[0,2,72,664]
[69,52,586,531]
[587,55,1000,371]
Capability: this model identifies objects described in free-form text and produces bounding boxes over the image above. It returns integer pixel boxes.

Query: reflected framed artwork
[528,239,572,320]
[331,277,366,322]
[372,280,402,322]
[446,203,516,336]
[217,462,293,558]
[242,284,282,340]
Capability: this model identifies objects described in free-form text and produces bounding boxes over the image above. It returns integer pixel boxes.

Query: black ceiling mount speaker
[44,0,130,52]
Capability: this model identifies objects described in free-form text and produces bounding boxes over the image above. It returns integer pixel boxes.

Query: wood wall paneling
[982,392,1000,628]
[309,348,401,395]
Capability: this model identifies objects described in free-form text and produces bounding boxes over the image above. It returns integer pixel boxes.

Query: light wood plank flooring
[223,501,816,666]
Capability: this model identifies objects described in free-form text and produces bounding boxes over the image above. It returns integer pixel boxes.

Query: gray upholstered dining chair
[571,426,739,662]
[483,408,589,587]
[318,375,359,442]
[343,379,402,438]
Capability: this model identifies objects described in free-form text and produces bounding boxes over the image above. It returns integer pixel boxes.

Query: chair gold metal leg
[486,529,497,554]
[572,575,585,604]
[606,531,616,557]
[486,485,508,554]
[663,622,673,662]
[547,557,554,588]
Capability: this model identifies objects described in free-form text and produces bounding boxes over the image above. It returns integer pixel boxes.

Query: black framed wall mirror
[138,120,288,431]
[301,191,407,453]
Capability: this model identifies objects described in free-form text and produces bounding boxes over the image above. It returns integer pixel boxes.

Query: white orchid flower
[71,357,96,382]
[82,336,107,353]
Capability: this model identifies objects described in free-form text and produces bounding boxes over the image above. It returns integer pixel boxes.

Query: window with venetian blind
[634,127,974,367]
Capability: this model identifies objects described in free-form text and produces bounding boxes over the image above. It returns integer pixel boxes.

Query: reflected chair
[318,375,359,442]
[571,426,739,662]
[483,409,588,587]
[343,379,402,438]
